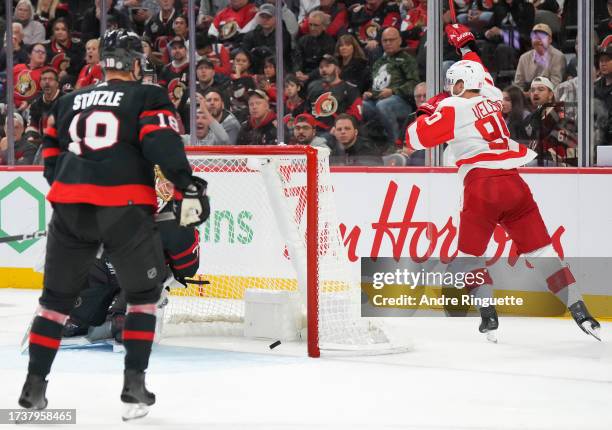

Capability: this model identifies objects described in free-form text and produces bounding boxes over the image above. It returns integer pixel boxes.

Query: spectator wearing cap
[523,76,576,166]
[195,33,232,76]
[196,58,230,100]
[159,36,190,102]
[13,43,49,110]
[203,89,241,144]
[295,11,337,85]
[331,113,382,166]
[514,23,566,90]
[298,0,347,38]
[242,3,292,73]
[208,0,258,49]
[236,89,277,145]
[290,113,329,148]
[14,0,46,45]
[27,68,62,147]
[80,0,131,41]
[306,54,363,133]
[363,27,418,147]
[480,0,535,73]
[595,37,612,147]
[347,0,401,61]
[145,0,180,45]
[76,39,103,89]
[0,23,29,71]
[44,17,85,82]
[0,114,37,165]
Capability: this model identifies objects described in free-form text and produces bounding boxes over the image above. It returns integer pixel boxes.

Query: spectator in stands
[524,76,576,166]
[229,48,256,122]
[363,27,418,146]
[413,81,426,108]
[14,0,46,45]
[502,84,529,142]
[514,23,566,90]
[331,113,381,165]
[595,38,612,148]
[182,94,232,146]
[198,0,229,27]
[298,0,348,38]
[208,0,258,49]
[298,0,318,23]
[204,89,241,144]
[119,1,154,35]
[261,0,299,40]
[242,4,292,73]
[236,89,277,145]
[75,39,103,89]
[159,36,190,109]
[399,0,427,53]
[335,34,371,93]
[81,0,131,41]
[283,74,307,134]
[306,54,363,133]
[195,34,231,77]
[290,113,330,148]
[255,56,277,103]
[145,0,179,45]
[480,0,535,73]
[0,23,29,71]
[596,0,611,42]
[457,0,494,31]
[27,68,61,147]
[35,0,70,39]
[0,114,37,165]
[295,11,336,85]
[172,15,189,42]
[13,43,48,110]
[196,58,230,99]
[347,0,401,61]
[142,36,165,76]
[45,17,85,82]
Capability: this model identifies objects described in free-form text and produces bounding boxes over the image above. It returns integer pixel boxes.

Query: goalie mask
[445,60,485,97]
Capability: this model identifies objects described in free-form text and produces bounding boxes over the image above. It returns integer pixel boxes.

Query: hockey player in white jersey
[405,24,600,342]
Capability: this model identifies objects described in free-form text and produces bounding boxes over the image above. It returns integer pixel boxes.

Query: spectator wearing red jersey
[75,39,103,89]
[13,43,48,110]
[347,0,401,60]
[399,0,426,53]
[208,0,258,49]
[298,0,348,38]
[14,0,46,45]
[44,17,85,82]
[145,0,179,45]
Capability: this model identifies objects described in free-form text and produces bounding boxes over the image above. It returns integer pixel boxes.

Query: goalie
[62,167,201,344]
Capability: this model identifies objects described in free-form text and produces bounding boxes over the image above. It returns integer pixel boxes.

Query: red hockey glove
[416,92,449,117]
[445,23,475,49]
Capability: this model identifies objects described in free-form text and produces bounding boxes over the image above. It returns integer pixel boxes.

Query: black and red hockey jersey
[306,79,363,130]
[42,80,193,207]
[347,2,401,44]
[158,62,190,106]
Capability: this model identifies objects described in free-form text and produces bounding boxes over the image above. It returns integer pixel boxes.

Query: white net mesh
[162,147,399,353]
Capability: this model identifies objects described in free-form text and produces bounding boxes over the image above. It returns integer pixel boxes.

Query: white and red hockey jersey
[208,3,258,41]
[405,54,535,178]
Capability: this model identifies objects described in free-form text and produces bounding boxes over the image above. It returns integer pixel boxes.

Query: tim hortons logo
[339,181,566,266]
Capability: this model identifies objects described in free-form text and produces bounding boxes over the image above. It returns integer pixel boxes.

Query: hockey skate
[569,300,601,341]
[18,374,48,409]
[121,370,155,421]
[479,305,499,343]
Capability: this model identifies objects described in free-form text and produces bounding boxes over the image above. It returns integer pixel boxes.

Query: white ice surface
[1,289,611,430]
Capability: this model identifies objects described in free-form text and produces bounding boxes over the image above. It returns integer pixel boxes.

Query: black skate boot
[479,305,499,343]
[18,374,48,409]
[569,300,601,341]
[62,318,88,338]
[121,369,155,421]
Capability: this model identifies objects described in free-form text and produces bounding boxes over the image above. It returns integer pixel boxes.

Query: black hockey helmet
[100,28,144,72]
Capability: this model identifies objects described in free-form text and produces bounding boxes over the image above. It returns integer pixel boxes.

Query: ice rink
[1,288,610,430]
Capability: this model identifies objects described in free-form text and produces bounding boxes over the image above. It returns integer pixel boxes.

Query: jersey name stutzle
[406,84,536,178]
[72,91,124,110]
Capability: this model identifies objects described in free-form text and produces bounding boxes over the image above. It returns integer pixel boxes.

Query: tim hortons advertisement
[1,169,611,305]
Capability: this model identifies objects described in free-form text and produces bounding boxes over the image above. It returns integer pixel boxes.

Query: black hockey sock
[123,306,156,372]
[28,313,66,378]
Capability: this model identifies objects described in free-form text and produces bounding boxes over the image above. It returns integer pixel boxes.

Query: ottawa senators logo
[15,70,37,99]
[51,53,70,73]
[312,92,339,117]
[168,78,186,105]
[284,114,295,129]
[220,20,239,40]
[359,20,381,43]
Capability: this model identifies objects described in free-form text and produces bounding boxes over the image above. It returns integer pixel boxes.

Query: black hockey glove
[173,176,210,227]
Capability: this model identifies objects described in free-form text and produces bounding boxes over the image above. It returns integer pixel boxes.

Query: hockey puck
[269,340,281,349]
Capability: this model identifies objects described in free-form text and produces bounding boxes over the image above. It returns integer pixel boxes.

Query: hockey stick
[448,0,457,23]
[0,230,46,244]
[6,213,175,246]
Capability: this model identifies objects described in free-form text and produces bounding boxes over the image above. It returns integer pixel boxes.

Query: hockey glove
[445,24,475,50]
[173,176,210,227]
[416,92,450,117]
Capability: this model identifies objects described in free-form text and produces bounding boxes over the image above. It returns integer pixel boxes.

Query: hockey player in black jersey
[18,29,210,421]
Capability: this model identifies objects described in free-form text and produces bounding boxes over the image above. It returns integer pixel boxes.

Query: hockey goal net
[161,146,404,357]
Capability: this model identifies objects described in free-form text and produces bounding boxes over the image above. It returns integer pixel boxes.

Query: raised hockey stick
[448,0,457,23]
[0,231,46,244]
